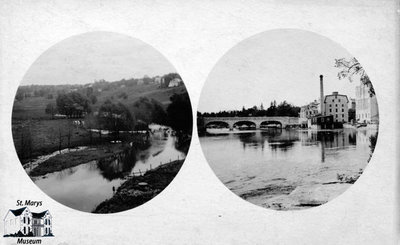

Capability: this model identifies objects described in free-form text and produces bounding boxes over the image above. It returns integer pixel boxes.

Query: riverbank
[29,143,132,177]
[92,159,184,213]
[240,171,362,210]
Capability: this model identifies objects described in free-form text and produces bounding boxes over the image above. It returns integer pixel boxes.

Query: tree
[56,92,91,118]
[19,124,33,161]
[98,100,135,136]
[118,92,128,100]
[167,93,192,133]
[84,114,98,144]
[45,102,57,119]
[132,97,167,125]
[90,95,97,104]
[15,92,24,101]
[161,73,181,88]
[334,57,375,96]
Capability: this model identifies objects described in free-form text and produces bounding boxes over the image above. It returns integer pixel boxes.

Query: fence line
[126,155,181,178]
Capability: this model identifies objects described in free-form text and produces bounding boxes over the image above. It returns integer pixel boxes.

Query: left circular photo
[12,32,193,213]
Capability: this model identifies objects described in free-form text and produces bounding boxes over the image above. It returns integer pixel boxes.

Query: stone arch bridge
[203,116,300,129]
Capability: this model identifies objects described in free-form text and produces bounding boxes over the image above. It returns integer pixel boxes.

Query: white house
[168,78,182,87]
[3,207,52,237]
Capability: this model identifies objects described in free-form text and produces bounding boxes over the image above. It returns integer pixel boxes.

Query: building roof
[10,207,27,216]
[32,211,47,219]
[324,92,349,103]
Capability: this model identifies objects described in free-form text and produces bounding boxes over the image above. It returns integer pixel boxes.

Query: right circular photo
[197,29,379,211]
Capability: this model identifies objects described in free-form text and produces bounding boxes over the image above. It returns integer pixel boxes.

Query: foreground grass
[93,159,183,213]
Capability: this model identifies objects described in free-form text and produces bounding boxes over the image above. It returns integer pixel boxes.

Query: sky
[21,32,176,85]
[198,29,368,112]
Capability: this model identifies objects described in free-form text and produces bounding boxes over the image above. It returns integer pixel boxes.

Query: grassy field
[12,84,187,163]
[29,143,131,177]
[13,97,55,120]
[12,119,92,162]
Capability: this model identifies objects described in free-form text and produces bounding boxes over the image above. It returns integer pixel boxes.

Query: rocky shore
[92,159,184,213]
[240,171,363,210]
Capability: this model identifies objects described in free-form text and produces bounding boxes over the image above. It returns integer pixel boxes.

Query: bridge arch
[260,121,283,129]
[205,121,230,129]
[233,120,257,130]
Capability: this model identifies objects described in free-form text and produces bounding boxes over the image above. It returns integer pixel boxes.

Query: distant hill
[12,75,188,120]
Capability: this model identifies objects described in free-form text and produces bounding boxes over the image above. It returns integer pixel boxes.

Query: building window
[339,99,341,102]
[342,109,344,112]
[330,104,332,107]
[329,109,332,112]
[342,114,344,118]
[336,109,338,112]
[336,114,338,118]
[342,104,344,107]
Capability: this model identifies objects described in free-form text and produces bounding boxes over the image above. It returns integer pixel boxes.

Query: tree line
[46,90,192,134]
[198,100,300,118]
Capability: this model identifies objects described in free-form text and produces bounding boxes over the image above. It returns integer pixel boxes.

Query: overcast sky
[198,29,367,112]
[21,32,176,85]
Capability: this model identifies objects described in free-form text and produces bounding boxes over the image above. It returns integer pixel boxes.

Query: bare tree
[19,123,33,164]
[334,57,375,96]
[58,126,63,154]
[66,122,72,151]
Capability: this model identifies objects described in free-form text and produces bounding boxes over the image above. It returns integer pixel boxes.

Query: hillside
[12,83,188,120]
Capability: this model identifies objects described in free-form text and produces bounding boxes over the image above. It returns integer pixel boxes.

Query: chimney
[320,75,324,115]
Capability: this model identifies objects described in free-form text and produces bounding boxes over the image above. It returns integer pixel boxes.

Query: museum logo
[3,203,53,244]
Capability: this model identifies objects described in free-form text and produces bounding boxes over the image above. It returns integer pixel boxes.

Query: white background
[0,1,398,244]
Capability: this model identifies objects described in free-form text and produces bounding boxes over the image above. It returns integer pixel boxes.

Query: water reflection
[235,129,299,151]
[34,131,185,212]
[200,128,378,209]
[97,147,136,181]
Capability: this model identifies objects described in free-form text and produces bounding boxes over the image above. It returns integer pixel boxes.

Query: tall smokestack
[320,75,324,115]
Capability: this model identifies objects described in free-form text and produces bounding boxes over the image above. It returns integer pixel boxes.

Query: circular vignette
[197,29,379,211]
[12,31,193,214]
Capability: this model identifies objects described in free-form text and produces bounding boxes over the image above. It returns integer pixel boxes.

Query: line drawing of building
[3,207,53,237]
[355,83,379,123]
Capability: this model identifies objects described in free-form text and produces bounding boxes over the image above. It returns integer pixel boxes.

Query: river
[199,128,378,210]
[33,130,185,212]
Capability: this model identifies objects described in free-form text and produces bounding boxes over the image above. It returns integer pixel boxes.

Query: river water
[200,128,378,210]
[33,130,185,212]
